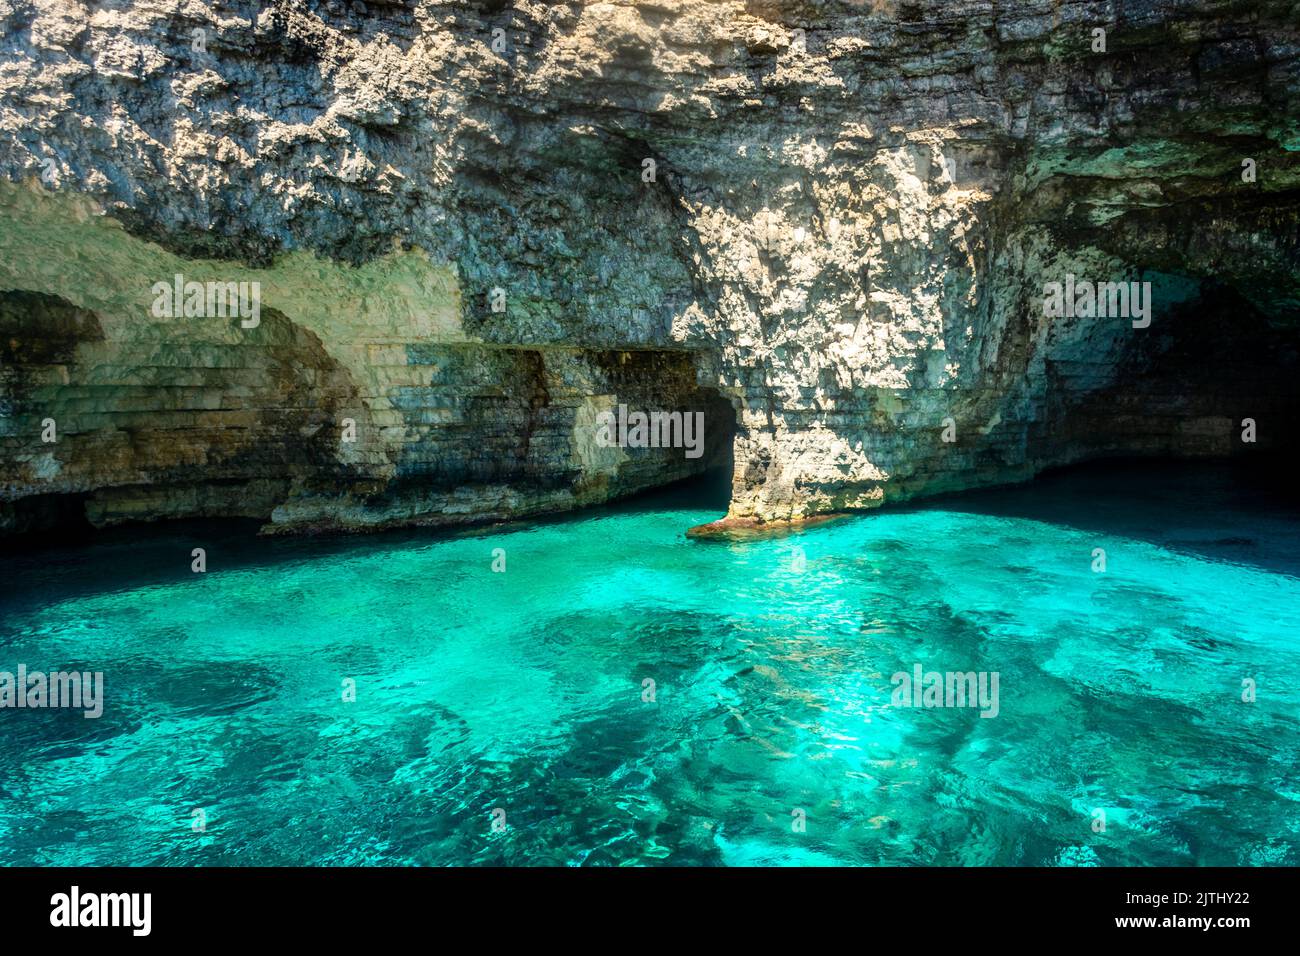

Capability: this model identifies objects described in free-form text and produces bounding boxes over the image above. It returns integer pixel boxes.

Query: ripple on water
[1,463,1298,865]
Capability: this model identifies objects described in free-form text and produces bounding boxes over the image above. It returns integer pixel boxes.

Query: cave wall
[0,287,363,530]
[0,186,731,534]
[268,344,734,533]
[1,0,1298,533]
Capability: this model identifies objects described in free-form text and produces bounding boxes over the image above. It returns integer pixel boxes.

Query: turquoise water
[1,461,1298,866]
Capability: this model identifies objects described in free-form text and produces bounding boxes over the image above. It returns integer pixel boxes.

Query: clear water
[1,461,1298,866]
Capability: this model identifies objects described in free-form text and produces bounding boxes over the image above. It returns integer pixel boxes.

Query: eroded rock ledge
[1,0,1298,535]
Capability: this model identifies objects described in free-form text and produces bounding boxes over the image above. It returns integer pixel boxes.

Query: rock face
[1,0,1298,534]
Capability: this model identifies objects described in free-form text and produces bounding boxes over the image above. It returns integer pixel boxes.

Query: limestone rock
[1,0,1297,533]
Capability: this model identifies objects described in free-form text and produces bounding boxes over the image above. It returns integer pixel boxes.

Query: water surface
[1,461,1297,865]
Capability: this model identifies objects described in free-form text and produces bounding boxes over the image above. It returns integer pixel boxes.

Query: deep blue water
[1,460,1297,865]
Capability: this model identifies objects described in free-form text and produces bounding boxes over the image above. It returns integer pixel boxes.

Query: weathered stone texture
[0,0,1297,532]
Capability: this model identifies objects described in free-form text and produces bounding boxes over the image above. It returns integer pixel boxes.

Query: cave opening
[1036,280,1300,480]
[578,348,738,512]
[664,380,737,514]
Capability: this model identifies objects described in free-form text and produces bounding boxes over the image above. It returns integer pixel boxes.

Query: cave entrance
[666,381,737,513]
[1038,282,1300,471]
[583,348,738,511]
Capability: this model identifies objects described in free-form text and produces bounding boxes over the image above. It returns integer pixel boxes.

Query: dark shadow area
[0,463,739,618]
[903,454,1300,579]
[605,461,734,515]
[1038,282,1300,463]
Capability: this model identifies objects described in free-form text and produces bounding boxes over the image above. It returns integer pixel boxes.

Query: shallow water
[1,461,1298,866]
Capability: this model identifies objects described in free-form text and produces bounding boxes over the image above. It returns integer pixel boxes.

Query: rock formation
[1,0,1297,535]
